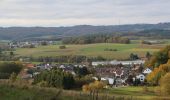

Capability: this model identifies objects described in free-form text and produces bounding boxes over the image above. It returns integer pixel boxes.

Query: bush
[9,72,17,82]
[59,45,66,49]
[37,81,48,87]
[160,73,170,96]
[34,69,75,89]
[0,73,10,79]
[0,62,23,79]
[74,75,94,88]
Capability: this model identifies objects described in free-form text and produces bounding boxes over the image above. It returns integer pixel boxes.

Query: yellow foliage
[147,68,160,83]
[82,81,105,92]
[167,59,170,64]
[82,84,90,92]
[146,45,170,84]
[160,73,170,96]
[147,63,170,84]
[14,61,22,65]
[93,81,105,90]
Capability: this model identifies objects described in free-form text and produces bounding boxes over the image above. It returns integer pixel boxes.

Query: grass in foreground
[0,81,169,100]
[105,86,157,100]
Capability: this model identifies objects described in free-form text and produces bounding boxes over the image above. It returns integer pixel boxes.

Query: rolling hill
[0,22,170,41]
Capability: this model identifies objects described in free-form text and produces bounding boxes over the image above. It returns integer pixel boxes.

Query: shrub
[37,81,48,87]
[0,73,10,79]
[59,45,66,49]
[160,73,170,96]
[9,72,17,82]
[0,62,23,79]
[34,69,75,89]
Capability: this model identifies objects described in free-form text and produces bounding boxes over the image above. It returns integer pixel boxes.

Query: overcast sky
[0,0,170,26]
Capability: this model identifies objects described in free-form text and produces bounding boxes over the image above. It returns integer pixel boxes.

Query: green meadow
[15,42,161,59]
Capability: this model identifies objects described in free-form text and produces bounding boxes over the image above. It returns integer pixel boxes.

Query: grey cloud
[0,0,170,26]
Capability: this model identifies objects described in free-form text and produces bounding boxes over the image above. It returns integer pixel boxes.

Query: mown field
[14,42,162,59]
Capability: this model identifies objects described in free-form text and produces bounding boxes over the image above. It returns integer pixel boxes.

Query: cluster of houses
[8,41,55,48]
[20,59,152,87]
[92,60,152,86]
[92,60,145,66]
[19,63,86,79]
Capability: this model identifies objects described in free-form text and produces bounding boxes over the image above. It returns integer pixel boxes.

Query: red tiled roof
[26,64,35,68]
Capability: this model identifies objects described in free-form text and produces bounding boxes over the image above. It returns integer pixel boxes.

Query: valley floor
[15,43,160,60]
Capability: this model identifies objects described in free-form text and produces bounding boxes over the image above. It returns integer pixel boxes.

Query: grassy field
[0,80,169,100]
[0,84,169,100]
[106,86,156,99]
[15,42,161,59]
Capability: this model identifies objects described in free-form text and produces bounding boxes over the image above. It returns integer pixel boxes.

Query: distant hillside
[0,22,170,41]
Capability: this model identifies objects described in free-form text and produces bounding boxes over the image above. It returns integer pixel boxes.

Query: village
[20,59,152,87]
[8,41,55,48]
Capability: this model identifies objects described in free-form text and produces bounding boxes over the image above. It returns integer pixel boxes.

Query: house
[101,77,108,81]
[95,64,130,86]
[59,65,65,69]
[36,64,46,70]
[18,68,33,79]
[21,74,33,79]
[113,68,124,77]
[92,61,110,66]
[25,63,35,68]
[101,77,114,85]
[136,74,145,82]
[92,60,145,66]
[143,68,152,74]
[33,72,40,76]
[108,78,114,85]
[92,77,98,80]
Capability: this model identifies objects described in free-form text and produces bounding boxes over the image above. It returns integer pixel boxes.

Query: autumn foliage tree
[82,81,105,100]
[146,45,170,85]
[146,45,170,69]
[160,73,170,96]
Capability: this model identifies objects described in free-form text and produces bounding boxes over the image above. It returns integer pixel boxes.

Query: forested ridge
[0,22,170,41]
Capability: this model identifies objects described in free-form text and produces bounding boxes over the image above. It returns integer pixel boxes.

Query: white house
[143,68,152,74]
[101,77,114,85]
[92,60,145,66]
[92,77,98,81]
[92,61,110,66]
[136,74,145,82]
[108,78,114,85]
[101,77,107,81]
[59,65,65,69]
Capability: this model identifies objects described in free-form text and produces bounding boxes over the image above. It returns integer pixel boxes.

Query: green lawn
[105,86,156,99]
[15,43,160,59]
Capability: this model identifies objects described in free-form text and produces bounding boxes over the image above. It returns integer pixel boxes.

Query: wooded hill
[0,22,170,41]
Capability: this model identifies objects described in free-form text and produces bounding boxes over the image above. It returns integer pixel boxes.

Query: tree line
[62,34,130,44]
[34,67,95,89]
[28,55,107,63]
